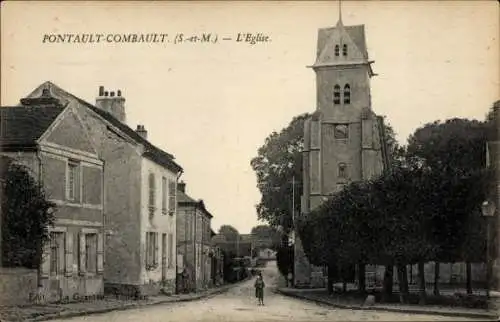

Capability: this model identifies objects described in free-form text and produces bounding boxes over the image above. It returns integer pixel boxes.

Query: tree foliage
[294,115,493,301]
[218,225,240,241]
[250,224,281,249]
[251,113,310,230]
[1,160,56,268]
[276,245,294,277]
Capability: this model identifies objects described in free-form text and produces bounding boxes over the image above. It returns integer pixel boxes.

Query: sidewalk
[0,279,250,322]
[275,287,498,320]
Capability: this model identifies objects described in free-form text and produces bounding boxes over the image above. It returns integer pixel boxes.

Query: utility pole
[292,175,295,227]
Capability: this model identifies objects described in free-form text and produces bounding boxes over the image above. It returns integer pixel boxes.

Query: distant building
[258,248,277,260]
[176,182,214,291]
[21,82,183,296]
[0,89,105,301]
[210,230,224,286]
[296,12,389,288]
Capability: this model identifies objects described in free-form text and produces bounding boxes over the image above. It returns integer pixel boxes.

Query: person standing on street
[254,272,265,305]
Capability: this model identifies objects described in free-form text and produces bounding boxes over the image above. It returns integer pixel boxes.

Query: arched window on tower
[343,84,351,104]
[333,85,341,105]
[343,44,348,56]
[334,45,340,57]
[338,163,347,179]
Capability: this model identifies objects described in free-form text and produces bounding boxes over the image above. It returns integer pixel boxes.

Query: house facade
[22,82,183,296]
[176,182,214,292]
[140,155,178,294]
[0,89,105,302]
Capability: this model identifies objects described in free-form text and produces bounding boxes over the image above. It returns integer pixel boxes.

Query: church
[294,7,390,288]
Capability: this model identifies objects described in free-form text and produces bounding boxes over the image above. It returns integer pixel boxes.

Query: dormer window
[333,85,341,105]
[343,44,348,56]
[343,84,351,104]
[334,45,340,57]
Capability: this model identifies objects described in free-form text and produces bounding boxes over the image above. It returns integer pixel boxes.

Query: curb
[24,277,253,322]
[274,288,498,320]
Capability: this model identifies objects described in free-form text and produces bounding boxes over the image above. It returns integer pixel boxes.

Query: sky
[1,1,499,234]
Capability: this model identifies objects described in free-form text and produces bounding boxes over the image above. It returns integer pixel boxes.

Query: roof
[177,190,213,218]
[240,234,254,242]
[24,82,182,174]
[316,24,368,60]
[177,190,198,204]
[1,90,66,150]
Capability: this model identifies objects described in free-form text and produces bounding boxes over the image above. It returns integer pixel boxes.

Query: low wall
[368,262,486,286]
[0,267,38,306]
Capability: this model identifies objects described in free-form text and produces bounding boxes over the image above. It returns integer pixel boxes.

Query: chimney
[95,86,126,123]
[136,124,148,139]
[178,181,186,193]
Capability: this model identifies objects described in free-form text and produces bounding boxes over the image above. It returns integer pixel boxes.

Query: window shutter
[79,232,86,275]
[65,232,73,276]
[97,232,104,274]
[168,180,176,215]
[40,240,51,278]
[145,232,150,267]
[154,233,159,266]
[58,234,66,274]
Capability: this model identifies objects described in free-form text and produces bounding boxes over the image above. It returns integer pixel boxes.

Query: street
[51,262,485,322]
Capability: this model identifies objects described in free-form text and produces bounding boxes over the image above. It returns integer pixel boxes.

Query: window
[168,233,174,268]
[50,232,65,275]
[146,232,158,270]
[334,124,349,139]
[334,44,340,56]
[168,180,176,215]
[343,44,348,56]
[162,177,167,214]
[67,161,80,201]
[148,173,155,216]
[344,84,351,104]
[338,163,347,179]
[333,85,341,105]
[85,233,97,273]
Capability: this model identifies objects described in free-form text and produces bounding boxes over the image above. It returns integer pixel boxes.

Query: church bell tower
[294,3,389,288]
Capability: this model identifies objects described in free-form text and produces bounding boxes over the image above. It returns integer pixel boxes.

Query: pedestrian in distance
[254,271,265,305]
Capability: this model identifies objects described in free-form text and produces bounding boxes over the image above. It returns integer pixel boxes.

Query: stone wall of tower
[295,20,387,288]
[316,68,371,120]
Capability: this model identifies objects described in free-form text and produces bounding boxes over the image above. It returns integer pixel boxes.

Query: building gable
[316,24,367,67]
[39,105,97,155]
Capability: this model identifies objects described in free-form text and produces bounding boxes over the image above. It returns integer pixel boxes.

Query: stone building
[0,89,105,302]
[295,13,390,288]
[21,82,183,296]
[176,182,214,291]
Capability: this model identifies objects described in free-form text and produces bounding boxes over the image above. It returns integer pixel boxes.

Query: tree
[251,113,310,230]
[218,225,240,242]
[406,118,490,295]
[1,159,56,268]
[276,244,294,279]
[250,224,280,249]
